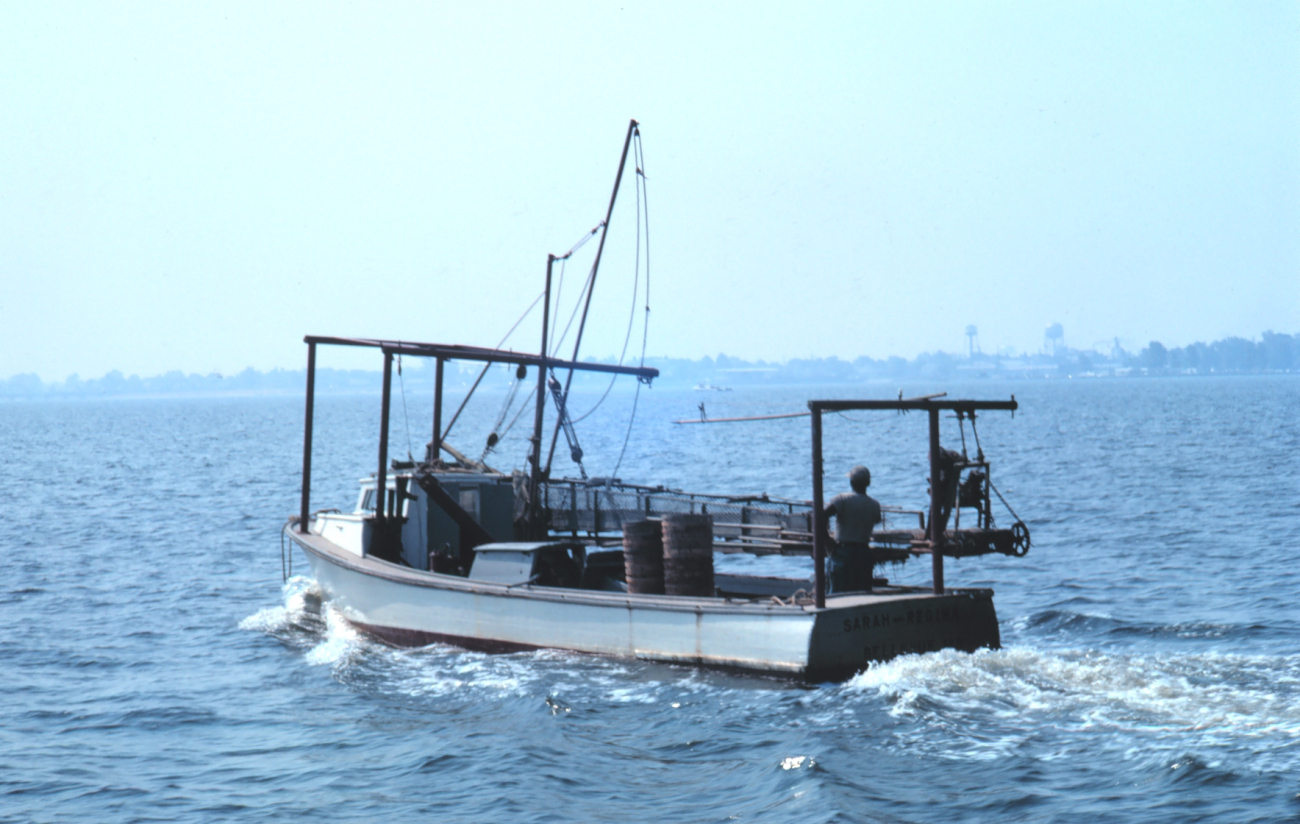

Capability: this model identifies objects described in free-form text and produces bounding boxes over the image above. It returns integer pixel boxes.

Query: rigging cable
[569,217,644,422]
[969,413,985,460]
[987,478,1023,526]
[395,351,425,550]
[571,129,652,426]
[481,364,527,461]
[612,128,651,478]
[397,352,414,461]
[550,258,569,356]
[497,291,545,348]
[544,121,638,479]
[548,373,587,479]
[549,263,595,359]
[548,224,604,359]
[440,290,544,445]
[500,386,537,439]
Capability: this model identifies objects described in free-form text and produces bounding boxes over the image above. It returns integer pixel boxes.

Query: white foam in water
[241,571,1300,779]
[392,653,530,698]
[237,605,288,633]
[237,576,317,633]
[845,646,1300,767]
[303,604,363,667]
[239,577,367,669]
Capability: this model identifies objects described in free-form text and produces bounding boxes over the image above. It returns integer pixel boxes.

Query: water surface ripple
[2,376,1298,822]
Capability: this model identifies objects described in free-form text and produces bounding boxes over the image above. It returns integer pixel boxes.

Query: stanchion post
[929,405,945,594]
[811,405,826,609]
[432,357,444,463]
[377,351,393,523]
[299,341,316,534]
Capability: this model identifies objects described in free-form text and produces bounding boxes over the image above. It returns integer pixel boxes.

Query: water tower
[965,325,979,359]
[1044,322,1064,355]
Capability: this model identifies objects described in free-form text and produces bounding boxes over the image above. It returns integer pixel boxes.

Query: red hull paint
[350,619,544,654]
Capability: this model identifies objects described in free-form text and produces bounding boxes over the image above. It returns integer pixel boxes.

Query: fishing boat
[282,121,1032,680]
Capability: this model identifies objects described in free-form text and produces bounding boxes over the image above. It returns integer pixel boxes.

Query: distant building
[1044,323,1064,355]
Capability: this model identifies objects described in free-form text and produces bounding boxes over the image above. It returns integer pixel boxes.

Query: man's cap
[848,465,871,486]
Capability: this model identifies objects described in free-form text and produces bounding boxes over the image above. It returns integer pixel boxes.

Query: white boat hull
[288,527,1000,680]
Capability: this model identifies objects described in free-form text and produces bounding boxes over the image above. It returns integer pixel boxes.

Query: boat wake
[241,583,1300,777]
[844,644,1300,772]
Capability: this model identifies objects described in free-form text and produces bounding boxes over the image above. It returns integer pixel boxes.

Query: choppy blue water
[2,376,1298,822]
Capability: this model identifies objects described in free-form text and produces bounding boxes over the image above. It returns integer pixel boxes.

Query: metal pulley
[1010,521,1031,556]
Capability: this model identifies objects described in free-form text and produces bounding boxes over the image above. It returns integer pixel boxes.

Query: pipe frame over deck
[297,335,660,537]
[302,336,659,381]
[808,397,1017,608]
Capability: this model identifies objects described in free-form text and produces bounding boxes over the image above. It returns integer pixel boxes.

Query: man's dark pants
[828,541,873,593]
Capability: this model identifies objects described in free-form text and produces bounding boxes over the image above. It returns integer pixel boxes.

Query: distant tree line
[0,367,380,398]
[3,330,1296,398]
[1134,332,1299,374]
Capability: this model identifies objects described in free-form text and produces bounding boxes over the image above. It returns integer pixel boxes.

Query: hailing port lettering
[842,605,959,634]
[863,638,959,661]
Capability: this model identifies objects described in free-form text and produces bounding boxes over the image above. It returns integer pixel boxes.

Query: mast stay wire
[570,149,647,424]
[482,384,538,461]
[396,351,427,550]
[397,351,414,461]
[548,373,588,479]
[548,224,604,359]
[612,129,651,478]
[544,120,638,479]
[469,225,601,464]
[500,386,537,440]
[548,261,595,360]
[540,126,652,478]
[496,290,545,349]
[481,366,526,461]
[440,289,545,447]
[988,478,1023,526]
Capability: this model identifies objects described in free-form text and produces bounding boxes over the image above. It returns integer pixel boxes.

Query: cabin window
[459,487,480,521]
[362,489,376,511]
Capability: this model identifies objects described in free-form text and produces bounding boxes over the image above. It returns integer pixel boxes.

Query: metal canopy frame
[297,335,660,538]
[303,336,658,379]
[807,397,1018,608]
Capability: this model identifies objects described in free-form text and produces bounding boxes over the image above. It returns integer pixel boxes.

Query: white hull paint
[288,527,1001,680]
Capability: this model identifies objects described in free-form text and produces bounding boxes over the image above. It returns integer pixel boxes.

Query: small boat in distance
[282,122,1033,680]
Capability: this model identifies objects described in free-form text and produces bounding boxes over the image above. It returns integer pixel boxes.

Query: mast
[528,255,555,537]
[544,118,638,476]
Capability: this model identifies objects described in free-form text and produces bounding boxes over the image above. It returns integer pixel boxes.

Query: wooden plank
[673,411,811,424]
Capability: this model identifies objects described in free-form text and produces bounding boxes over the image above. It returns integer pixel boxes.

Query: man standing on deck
[824,465,883,593]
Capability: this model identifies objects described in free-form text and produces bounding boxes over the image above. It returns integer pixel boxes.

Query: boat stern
[805,588,1000,680]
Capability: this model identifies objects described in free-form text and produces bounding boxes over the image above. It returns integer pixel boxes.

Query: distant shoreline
[3,330,1296,400]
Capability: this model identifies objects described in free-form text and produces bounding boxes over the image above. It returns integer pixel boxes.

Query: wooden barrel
[661,513,714,597]
[622,519,664,595]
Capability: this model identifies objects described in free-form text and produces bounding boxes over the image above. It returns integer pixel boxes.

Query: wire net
[520,478,814,556]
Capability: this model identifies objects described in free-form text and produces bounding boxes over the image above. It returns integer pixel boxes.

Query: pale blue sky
[2,2,1297,380]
